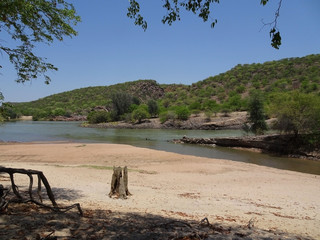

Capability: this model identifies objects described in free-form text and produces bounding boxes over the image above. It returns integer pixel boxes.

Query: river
[1,121,319,175]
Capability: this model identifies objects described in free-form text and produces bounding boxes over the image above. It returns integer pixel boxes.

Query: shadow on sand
[0,201,314,240]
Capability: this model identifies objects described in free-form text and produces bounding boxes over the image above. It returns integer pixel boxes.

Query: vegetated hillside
[13,80,164,117]
[194,54,320,100]
[159,54,320,108]
[12,54,320,118]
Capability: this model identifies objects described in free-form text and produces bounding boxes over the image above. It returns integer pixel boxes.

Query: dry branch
[0,166,82,215]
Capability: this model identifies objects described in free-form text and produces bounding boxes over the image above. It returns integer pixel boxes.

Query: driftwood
[0,184,10,211]
[0,167,82,215]
[109,166,131,199]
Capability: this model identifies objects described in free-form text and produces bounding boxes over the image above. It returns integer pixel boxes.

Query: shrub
[87,111,110,124]
[191,109,201,116]
[159,111,176,123]
[175,106,190,121]
[52,108,66,116]
[204,110,212,122]
[269,91,320,136]
[189,101,201,111]
[132,107,150,123]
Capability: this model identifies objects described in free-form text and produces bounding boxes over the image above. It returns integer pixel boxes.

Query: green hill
[12,79,164,117]
[10,54,320,119]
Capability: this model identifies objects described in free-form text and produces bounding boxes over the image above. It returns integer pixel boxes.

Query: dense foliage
[269,91,320,136]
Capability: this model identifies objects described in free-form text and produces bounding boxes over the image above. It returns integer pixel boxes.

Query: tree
[87,111,110,124]
[127,0,283,49]
[0,0,80,84]
[132,105,150,123]
[247,91,268,135]
[147,99,159,117]
[111,92,133,119]
[175,106,190,120]
[269,91,320,136]
[0,103,18,120]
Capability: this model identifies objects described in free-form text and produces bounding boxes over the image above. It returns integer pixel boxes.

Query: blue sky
[1,0,320,102]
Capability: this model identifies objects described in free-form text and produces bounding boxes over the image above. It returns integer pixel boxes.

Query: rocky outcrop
[202,113,247,130]
[129,80,165,101]
[51,115,87,121]
[173,135,320,160]
[85,112,249,130]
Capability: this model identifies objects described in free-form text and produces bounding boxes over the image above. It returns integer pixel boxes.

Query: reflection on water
[1,121,320,175]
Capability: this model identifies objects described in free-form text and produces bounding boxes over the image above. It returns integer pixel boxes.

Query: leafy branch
[127,0,283,49]
[261,0,283,49]
[0,0,80,83]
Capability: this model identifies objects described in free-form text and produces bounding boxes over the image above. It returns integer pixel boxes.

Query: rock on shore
[173,135,320,160]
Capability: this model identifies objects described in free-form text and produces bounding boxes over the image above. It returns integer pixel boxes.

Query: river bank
[0,142,319,239]
[83,111,250,130]
[172,135,320,161]
[82,111,320,161]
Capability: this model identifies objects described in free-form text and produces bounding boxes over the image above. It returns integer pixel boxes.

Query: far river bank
[1,120,320,175]
[83,112,319,161]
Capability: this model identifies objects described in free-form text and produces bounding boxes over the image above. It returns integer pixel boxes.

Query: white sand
[0,142,319,239]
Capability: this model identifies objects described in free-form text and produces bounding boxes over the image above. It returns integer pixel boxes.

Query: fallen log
[0,167,82,215]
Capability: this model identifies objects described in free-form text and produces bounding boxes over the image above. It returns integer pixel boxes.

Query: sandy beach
[0,142,319,239]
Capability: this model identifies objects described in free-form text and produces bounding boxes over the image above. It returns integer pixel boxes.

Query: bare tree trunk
[108,166,131,199]
[123,166,131,196]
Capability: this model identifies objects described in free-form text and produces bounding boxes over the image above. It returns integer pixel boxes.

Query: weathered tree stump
[109,166,131,199]
[0,167,83,215]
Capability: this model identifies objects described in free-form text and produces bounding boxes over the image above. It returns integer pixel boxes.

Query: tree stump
[108,166,131,199]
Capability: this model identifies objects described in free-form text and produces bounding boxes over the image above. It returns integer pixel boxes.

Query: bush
[204,110,212,122]
[189,101,201,111]
[159,111,176,123]
[132,107,150,123]
[175,106,190,121]
[269,91,320,136]
[191,109,201,116]
[52,108,66,116]
[87,111,110,124]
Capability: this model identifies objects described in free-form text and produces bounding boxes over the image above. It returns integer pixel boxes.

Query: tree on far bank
[247,91,268,135]
[147,99,159,117]
[132,105,150,123]
[111,92,134,119]
[269,91,320,136]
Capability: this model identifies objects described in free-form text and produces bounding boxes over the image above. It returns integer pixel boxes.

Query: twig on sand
[200,217,210,226]
[247,217,256,229]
